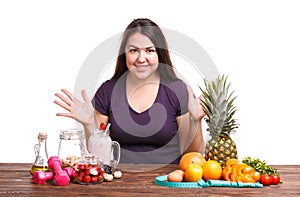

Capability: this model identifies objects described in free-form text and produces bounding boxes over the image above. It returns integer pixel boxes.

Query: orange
[179,152,206,171]
[184,163,203,182]
[202,160,222,181]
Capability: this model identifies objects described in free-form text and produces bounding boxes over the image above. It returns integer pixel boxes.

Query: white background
[1,0,299,165]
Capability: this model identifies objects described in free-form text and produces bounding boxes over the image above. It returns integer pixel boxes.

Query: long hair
[111,18,179,81]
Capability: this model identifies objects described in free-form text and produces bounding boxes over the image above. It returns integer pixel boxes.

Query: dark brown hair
[111,18,179,81]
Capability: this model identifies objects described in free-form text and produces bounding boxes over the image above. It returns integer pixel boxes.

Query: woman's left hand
[186,86,206,122]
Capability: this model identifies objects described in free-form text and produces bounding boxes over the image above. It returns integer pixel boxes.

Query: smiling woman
[54,18,206,164]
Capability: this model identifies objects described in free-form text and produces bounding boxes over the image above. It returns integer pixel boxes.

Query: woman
[54,18,205,164]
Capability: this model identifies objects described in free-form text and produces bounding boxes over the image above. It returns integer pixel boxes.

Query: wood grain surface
[0,163,299,197]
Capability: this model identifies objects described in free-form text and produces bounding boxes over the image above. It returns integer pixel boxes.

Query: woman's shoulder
[161,79,187,93]
[97,78,121,92]
[101,79,117,87]
[96,77,127,98]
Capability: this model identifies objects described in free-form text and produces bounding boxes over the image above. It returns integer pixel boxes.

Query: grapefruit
[179,152,206,171]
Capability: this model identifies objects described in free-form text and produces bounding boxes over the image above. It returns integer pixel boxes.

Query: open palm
[54,89,94,125]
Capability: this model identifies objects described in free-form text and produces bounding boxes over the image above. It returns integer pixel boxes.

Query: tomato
[83,175,91,183]
[271,174,281,185]
[260,174,272,186]
[91,176,98,183]
[77,176,83,182]
[85,169,91,175]
[79,171,85,177]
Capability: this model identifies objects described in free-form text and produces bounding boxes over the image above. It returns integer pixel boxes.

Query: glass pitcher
[88,129,120,168]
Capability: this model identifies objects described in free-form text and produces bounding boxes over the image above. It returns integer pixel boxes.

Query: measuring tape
[155,175,263,188]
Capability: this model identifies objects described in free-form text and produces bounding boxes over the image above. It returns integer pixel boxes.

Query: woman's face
[125,33,159,80]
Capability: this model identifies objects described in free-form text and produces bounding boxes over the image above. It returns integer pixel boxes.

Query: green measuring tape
[155,175,263,188]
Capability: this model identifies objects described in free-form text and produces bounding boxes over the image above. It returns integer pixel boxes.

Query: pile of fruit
[167,152,281,186]
[73,162,104,184]
[73,163,122,184]
[165,75,281,186]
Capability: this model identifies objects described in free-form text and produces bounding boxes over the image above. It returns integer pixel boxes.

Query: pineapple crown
[199,75,239,138]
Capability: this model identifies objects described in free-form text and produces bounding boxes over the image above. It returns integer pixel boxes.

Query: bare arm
[177,86,205,154]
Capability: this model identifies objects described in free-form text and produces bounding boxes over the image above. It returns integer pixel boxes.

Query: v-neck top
[92,74,188,164]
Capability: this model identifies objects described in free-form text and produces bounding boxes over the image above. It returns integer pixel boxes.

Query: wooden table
[0,163,299,196]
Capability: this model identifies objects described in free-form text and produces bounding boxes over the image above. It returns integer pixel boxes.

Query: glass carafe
[29,132,51,175]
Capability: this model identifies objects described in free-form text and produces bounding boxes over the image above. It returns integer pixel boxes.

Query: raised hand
[186,86,206,122]
[54,89,94,126]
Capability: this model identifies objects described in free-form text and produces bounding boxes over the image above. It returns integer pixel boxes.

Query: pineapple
[199,75,239,168]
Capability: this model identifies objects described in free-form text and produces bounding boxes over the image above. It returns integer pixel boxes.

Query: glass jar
[73,155,104,184]
[58,128,87,168]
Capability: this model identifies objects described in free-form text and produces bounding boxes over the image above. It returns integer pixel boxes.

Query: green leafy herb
[242,157,279,175]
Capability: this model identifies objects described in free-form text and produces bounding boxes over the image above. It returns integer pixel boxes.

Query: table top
[0,163,299,197]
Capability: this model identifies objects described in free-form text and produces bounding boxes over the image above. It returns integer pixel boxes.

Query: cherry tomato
[91,176,98,183]
[77,176,83,182]
[83,175,91,183]
[85,169,91,175]
[271,174,281,185]
[260,174,272,186]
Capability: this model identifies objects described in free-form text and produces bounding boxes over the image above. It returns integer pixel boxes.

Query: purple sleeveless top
[92,74,188,164]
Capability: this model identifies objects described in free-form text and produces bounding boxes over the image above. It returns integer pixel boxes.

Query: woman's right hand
[54,89,94,126]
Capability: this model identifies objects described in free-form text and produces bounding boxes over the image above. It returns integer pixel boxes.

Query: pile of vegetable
[242,157,281,186]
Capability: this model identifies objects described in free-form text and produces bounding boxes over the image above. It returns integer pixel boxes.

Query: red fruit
[100,123,107,130]
[91,176,98,183]
[73,173,79,178]
[85,169,91,175]
[77,176,83,182]
[83,175,91,183]
[96,167,103,175]
[271,174,281,185]
[77,164,84,169]
[96,167,102,173]
[260,174,272,186]
[79,171,85,177]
